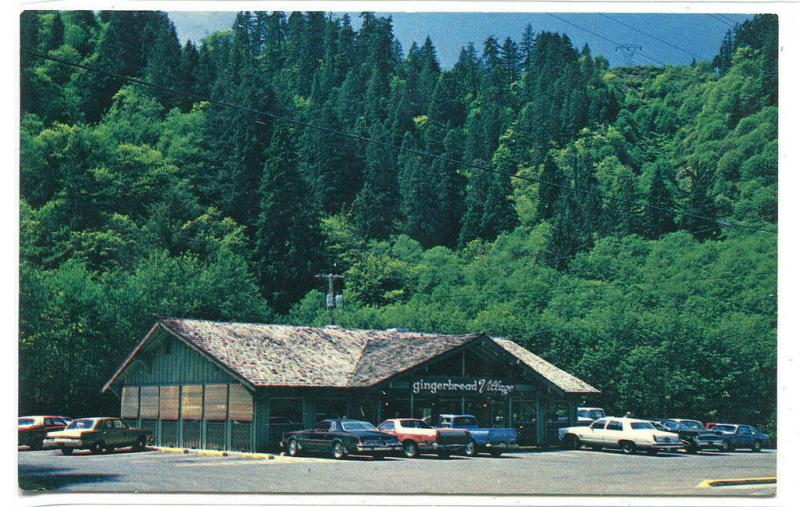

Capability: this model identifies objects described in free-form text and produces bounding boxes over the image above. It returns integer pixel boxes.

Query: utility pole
[615,44,643,67]
[315,272,345,326]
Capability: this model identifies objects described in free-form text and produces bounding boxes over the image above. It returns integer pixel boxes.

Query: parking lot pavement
[18,447,776,496]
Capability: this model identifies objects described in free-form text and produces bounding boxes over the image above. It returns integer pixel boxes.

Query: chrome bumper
[484,442,519,449]
[355,444,402,452]
[46,438,84,448]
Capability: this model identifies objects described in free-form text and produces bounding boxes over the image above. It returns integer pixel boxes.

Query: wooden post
[567,399,577,426]
[535,393,546,449]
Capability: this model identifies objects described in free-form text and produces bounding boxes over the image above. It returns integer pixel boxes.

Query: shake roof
[104,318,598,395]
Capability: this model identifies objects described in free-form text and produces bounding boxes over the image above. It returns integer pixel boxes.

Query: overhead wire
[546,13,667,66]
[26,50,777,235]
[598,14,705,61]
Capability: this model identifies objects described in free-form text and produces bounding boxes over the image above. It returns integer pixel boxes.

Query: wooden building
[102,319,599,452]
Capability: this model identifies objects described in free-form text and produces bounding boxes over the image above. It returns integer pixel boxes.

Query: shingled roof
[105,318,598,395]
[492,338,600,394]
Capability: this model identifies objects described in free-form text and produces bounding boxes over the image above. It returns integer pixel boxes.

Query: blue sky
[168,11,754,68]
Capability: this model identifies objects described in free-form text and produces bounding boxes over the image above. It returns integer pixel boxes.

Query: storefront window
[228,384,253,422]
[181,385,203,420]
[204,384,228,421]
[313,398,348,422]
[382,398,410,420]
[159,386,179,420]
[140,386,159,419]
[512,400,535,423]
[121,386,139,419]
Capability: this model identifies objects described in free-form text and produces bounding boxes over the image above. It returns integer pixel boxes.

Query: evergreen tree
[642,163,677,239]
[353,125,397,240]
[254,124,321,312]
[536,152,563,222]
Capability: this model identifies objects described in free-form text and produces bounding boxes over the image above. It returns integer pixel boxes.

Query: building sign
[412,377,515,396]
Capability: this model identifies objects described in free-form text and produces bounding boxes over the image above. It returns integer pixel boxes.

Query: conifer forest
[19,11,778,438]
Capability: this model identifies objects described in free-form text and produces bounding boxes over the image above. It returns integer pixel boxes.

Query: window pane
[204,385,228,421]
[159,386,179,420]
[121,386,139,419]
[228,384,253,422]
[181,385,203,420]
[140,386,159,419]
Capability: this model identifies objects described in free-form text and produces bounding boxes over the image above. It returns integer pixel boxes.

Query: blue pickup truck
[434,414,518,457]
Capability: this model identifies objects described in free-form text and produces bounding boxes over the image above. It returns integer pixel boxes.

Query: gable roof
[103,319,599,395]
[492,338,600,394]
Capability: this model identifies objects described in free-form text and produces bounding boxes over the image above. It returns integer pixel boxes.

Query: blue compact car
[711,423,770,452]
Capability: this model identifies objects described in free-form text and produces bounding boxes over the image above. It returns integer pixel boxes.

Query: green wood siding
[120,329,236,386]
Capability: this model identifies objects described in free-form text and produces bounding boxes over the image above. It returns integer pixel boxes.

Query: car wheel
[30,439,43,451]
[752,440,762,452]
[620,441,636,455]
[567,434,580,450]
[646,448,658,456]
[287,439,301,457]
[438,451,451,459]
[402,440,419,458]
[465,439,478,457]
[133,436,146,451]
[332,441,347,460]
[61,448,73,456]
[90,442,104,454]
[372,453,386,460]
[490,450,503,457]
[721,441,733,452]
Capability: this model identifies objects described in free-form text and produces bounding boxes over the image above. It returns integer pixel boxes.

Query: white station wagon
[562,417,683,455]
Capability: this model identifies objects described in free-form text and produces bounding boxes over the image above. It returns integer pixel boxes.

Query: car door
[583,419,607,445]
[306,421,331,451]
[736,425,753,447]
[603,420,624,446]
[113,419,130,445]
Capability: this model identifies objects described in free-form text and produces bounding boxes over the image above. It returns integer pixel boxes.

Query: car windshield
[453,417,476,426]
[713,424,736,433]
[401,420,432,429]
[18,418,36,426]
[630,422,655,430]
[578,409,604,420]
[67,419,96,430]
[679,420,704,430]
[341,421,378,432]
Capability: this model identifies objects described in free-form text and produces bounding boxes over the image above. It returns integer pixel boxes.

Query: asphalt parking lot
[18,446,776,496]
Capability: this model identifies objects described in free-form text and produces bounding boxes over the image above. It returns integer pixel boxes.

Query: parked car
[562,417,683,455]
[281,418,401,460]
[44,417,151,455]
[433,414,518,457]
[377,418,469,458]
[654,419,723,453]
[710,423,770,452]
[18,416,71,450]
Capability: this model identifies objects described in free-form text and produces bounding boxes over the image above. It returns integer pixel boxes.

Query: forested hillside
[19,11,777,436]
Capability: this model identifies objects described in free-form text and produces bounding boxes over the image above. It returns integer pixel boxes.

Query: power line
[599,14,705,61]
[26,51,777,235]
[706,14,736,29]
[715,14,741,26]
[547,13,667,66]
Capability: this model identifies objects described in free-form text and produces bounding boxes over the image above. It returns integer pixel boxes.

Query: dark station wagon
[281,418,402,459]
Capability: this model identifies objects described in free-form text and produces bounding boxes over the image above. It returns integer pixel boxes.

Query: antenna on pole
[615,44,643,67]
[315,269,345,326]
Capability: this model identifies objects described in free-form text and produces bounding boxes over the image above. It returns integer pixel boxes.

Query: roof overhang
[101,320,256,394]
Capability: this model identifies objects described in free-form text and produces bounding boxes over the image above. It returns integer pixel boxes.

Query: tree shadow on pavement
[18,465,122,492]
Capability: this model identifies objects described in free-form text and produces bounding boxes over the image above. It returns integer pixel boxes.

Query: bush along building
[102,319,599,452]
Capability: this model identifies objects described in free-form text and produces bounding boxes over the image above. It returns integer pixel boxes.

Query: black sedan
[712,423,770,452]
[655,419,723,453]
[281,419,402,459]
